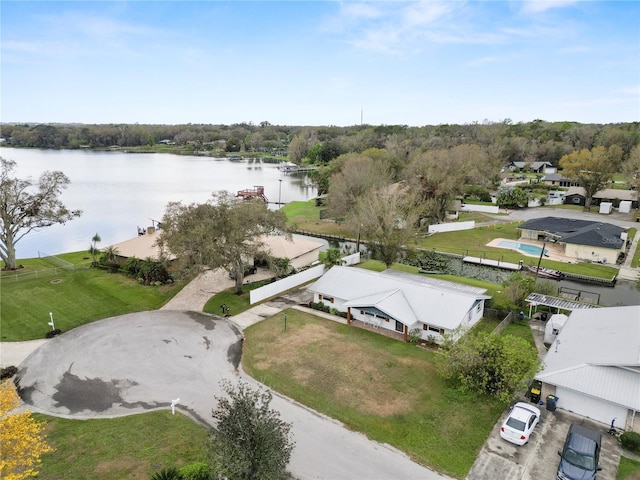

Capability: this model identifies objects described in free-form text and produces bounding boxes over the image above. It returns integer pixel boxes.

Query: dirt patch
[94,458,147,477]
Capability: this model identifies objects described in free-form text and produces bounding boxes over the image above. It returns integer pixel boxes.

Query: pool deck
[487,238,575,263]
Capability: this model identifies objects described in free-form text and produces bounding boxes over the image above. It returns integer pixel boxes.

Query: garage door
[556,387,628,426]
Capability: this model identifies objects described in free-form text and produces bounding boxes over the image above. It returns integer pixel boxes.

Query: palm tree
[100,245,120,271]
[88,232,101,267]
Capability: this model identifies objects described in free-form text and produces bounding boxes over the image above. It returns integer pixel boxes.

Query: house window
[476,303,482,312]
[428,326,440,333]
[395,321,404,333]
[572,197,581,204]
[323,296,334,303]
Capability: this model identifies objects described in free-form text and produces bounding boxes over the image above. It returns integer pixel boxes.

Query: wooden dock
[462,256,522,271]
[561,272,617,287]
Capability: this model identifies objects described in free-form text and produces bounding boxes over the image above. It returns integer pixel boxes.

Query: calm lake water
[1,147,317,259]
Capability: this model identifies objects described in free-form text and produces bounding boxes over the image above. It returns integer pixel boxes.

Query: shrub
[150,467,181,480]
[309,301,331,313]
[45,328,62,339]
[179,462,211,480]
[621,431,640,454]
[0,366,18,380]
[407,328,422,344]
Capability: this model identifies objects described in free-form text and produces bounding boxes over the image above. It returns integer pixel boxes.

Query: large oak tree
[0,158,82,270]
[351,184,419,268]
[559,146,622,208]
[159,191,287,294]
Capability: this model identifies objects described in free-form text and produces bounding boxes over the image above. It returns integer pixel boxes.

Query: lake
[1,148,317,259]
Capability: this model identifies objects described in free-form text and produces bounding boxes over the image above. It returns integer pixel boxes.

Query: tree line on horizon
[1,120,638,166]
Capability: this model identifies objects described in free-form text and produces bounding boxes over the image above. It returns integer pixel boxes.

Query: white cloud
[466,56,504,67]
[520,0,582,14]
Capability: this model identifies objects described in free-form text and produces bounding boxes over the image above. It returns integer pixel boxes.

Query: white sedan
[500,402,541,446]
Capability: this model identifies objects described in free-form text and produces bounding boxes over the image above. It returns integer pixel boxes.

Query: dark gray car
[557,424,602,480]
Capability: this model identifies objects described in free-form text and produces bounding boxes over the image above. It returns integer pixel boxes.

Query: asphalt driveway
[16,310,446,480]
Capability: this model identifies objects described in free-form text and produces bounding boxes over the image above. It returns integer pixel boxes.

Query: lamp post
[278,179,282,208]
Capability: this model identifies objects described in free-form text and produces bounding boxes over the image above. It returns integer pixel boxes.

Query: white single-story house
[307,267,490,343]
[518,217,627,264]
[536,305,640,431]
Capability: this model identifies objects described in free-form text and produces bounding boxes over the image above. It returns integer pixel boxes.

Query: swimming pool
[498,240,548,256]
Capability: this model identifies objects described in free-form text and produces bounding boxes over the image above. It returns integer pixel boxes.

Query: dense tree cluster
[3,120,638,269]
[2,121,637,163]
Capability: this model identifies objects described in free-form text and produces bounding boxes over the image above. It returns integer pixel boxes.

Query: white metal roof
[307,266,489,330]
[537,305,640,411]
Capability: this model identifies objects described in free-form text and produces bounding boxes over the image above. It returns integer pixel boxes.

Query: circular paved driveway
[16,309,445,479]
[17,310,241,425]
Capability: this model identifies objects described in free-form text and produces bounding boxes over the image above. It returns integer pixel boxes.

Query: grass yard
[617,456,640,480]
[628,228,640,269]
[1,255,191,341]
[203,279,272,316]
[282,202,620,279]
[501,320,536,348]
[35,411,209,479]
[282,200,354,237]
[242,310,506,479]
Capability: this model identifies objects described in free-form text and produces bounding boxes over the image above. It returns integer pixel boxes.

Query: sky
[1,1,639,126]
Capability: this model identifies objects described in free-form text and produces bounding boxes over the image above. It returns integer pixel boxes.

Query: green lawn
[617,456,640,480]
[280,206,618,279]
[1,256,191,341]
[35,411,209,479]
[242,310,506,479]
[203,279,272,316]
[628,228,640,269]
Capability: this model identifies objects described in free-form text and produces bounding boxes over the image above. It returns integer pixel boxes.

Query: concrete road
[16,310,447,480]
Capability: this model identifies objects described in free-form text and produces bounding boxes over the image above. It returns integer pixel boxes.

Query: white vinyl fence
[250,264,325,304]
[249,252,361,305]
[428,221,475,234]
[460,204,500,214]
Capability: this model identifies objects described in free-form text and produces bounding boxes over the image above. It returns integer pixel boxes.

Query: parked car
[500,402,541,446]
[557,424,602,480]
[228,264,257,279]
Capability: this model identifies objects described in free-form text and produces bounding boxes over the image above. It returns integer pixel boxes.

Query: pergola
[525,292,600,318]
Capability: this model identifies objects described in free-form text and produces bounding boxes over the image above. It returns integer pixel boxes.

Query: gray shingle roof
[518,217,625,249]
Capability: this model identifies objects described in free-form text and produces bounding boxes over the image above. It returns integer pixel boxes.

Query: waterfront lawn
[1,264,188,342]
[282,204,620,279]
[242,309,505,479]
[282,200,353,237]
[36,411,208,480]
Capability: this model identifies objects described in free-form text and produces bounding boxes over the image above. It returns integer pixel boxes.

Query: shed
[544,314,568,344]
[599,202,613,214]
